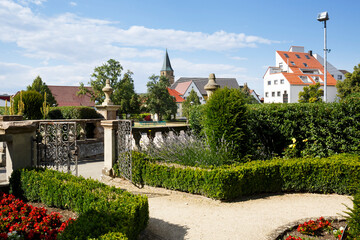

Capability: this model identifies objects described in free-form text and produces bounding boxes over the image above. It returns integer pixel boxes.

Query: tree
[336,64,360,100]
[240,83,260,104]
[146,75,177,121]
[13,90,43,120]
[27,76,57,107]
[298,83,324,103]
[77,59,140,116]
[182,89,201,119]
[203,87,249,160]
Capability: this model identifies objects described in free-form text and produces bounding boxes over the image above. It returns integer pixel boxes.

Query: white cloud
[230,56,248,61]
[0,0,279,64]
[69,1,77,7]
[17,0,47,6]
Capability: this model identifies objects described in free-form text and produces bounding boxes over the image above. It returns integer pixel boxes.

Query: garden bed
[276,217,347,240]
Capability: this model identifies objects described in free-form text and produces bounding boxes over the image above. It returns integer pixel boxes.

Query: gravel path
[102,176,353,240]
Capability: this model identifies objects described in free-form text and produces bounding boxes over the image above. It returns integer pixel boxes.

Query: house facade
[263,46,339,103]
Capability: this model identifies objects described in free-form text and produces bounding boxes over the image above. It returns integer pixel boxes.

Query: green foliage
[0,106,4,115]
[146,75,177,121]
[77,59,140,116]
[13,90,43,119]
[247,102,360,159]
[9,168,148,240]
[27,75,57,107]
[203,87,249,160]
[182,89,201,119]
[143,132,235,167]
[347,190,360,239]
[337,63,360,100]
[188,104,205,136]
[130,152,360,200]
[41,92,50,119]
[298,82,324,103]
[48,106,102,119]
[240,83,260,104]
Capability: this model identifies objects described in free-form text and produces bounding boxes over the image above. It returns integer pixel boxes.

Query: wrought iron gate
[36,122,78,176]
[116,120,132,181]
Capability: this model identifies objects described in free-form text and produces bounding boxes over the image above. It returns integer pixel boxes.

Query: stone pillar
[0,121,37,181]
[101,120,117,177]
[204,73,220,99]
[96,79,120,120]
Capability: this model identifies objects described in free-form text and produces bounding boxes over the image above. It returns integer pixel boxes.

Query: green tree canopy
[240,83,260,104]
[182,89,201,119]
[298,83,324,103]
[203,87,249,160]
[336,64,360,100]
[13,90,43,120]
[77,59,140,116]
[27,76,57,107]
[146,75,177,121]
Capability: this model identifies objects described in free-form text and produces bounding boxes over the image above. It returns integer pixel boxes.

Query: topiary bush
[48,106,103,119]
[13,90,43,119]
[130,152,360,200]
[9,168,148,240]
[203,87,249,160]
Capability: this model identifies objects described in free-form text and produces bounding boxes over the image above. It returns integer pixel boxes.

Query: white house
[263,46,338,103]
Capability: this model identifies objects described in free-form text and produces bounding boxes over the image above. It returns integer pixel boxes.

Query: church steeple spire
[160,49,175,85]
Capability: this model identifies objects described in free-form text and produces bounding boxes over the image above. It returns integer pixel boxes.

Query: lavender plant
[143,131,236,167]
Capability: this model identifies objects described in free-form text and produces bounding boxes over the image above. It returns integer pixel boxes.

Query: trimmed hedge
[9,168,148,240]
[132,152,360,200]
[48,106,103,119]
[247,102,360,159]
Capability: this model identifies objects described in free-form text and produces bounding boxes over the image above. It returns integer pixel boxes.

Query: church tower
[160,49,175,85]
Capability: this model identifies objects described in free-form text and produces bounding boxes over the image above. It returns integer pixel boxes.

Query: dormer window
[313,76,323,83]
[291,61,295,66]
[299,76,312,83]
[284,54,289,58]
[295,54,301,59]
[305,55,310,59]
[303,63,308,67]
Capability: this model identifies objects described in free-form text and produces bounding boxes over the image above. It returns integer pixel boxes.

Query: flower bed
[279,217,346,240]
[0,192,73,240]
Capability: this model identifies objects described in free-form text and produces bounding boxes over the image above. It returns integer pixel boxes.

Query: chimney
[308,50,313,56]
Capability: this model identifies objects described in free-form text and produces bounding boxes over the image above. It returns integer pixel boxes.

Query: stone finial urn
[96,79,120,120]
[102,79,113,106]
[204,73,220,98]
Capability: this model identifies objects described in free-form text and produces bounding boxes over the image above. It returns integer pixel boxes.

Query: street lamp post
[317,11,329,102]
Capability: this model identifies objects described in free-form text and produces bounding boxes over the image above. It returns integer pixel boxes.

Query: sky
[1,0,360,97]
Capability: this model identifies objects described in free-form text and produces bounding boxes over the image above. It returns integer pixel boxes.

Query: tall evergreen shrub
[13,90,43,120]
[203,87,249,160]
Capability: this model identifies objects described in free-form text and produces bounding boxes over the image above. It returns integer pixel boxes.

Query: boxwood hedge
[9,168,148,240]
[131,152,360,200]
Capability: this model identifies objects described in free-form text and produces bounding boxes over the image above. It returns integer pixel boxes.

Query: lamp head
[317,11,329,22]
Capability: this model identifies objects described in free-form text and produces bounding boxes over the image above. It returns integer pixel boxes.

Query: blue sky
[1,0,359,97]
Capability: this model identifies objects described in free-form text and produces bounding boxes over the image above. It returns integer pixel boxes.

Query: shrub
[247,102,360,159]
[188,105,204,137]
[347,187,360,239]
[48,106,103,119]
[13,90,43,119]
[203,87,249,160]
[9,168,148,240]
[143,132,235,167]
[130,152,360,200]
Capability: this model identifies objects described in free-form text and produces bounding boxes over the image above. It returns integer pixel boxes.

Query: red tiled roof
[276,51,337,86]
[48,86,95,107]
[167,88,185,103]
[174,81,192,95]
[0,95,10,101]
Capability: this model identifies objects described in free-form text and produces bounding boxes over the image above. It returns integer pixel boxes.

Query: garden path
[102,176,353,240]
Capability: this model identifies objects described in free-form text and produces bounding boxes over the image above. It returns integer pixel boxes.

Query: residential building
[171,77,240,103]
[47,86,95,107]
[263,46,338,103]
[167,88,185,118]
